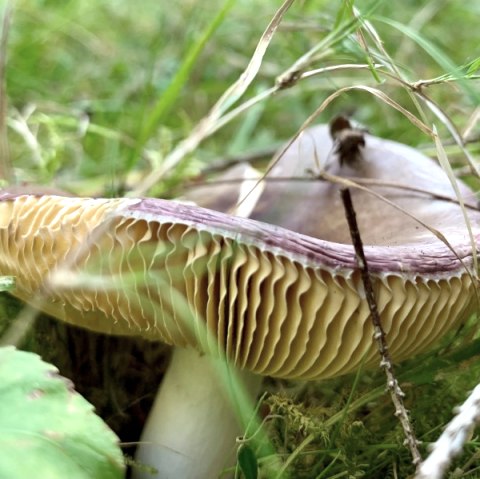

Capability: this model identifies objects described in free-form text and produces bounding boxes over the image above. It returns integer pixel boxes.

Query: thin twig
[340,187,422,466]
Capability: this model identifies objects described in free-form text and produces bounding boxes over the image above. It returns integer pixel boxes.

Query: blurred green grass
[7,1,478,192]
[3,0,480,478]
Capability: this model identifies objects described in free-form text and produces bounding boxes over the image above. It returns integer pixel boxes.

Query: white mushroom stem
[134,347,263,479]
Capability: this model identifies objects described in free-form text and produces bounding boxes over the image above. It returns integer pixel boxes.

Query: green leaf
[0,346,124,479]
[237,444,258,479]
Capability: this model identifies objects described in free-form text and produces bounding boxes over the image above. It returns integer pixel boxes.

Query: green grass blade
[373,15,480,103]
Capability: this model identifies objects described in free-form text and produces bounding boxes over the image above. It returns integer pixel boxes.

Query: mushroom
[0,123,478,479]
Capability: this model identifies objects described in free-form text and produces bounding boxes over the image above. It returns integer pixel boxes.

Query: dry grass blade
[353,6,432,131]
[364,12,480,177]
[213,63,381,136]
[131,0,296,197]
[420,95,480,177]
[188,175,480,211]
[299,63,382,80]
[433,127,478,277]
[209,0,296,119]
[236,84,433,208]
[359,63,480,178]
[354,6,403,78]
[463,107,480,140]
[201,146,279,174]
[415,383,480,479]
[229,166,265,218]
[275,5,368,88]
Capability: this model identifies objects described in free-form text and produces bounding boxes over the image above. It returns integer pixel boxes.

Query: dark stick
[340,187,422,466]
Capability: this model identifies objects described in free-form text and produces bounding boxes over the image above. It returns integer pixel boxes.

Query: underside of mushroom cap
[0,187,478,379]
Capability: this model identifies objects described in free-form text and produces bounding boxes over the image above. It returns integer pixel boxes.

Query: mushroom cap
[0,126,478,380]
[253,125,478,247]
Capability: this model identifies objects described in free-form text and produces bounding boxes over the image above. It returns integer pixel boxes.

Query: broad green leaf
[237,444,258,479]
[0,346,124,479]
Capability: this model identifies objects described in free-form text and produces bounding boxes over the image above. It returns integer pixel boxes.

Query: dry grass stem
[433,127,478,277]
